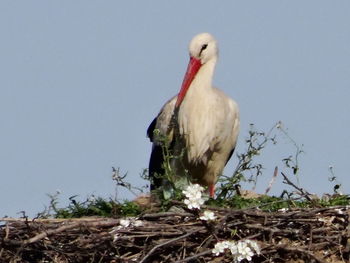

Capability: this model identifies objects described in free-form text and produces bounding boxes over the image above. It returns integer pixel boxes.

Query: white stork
[147,33,239,197]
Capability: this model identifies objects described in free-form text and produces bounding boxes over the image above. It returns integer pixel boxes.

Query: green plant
[216,123,279,200]
[37,193,142,218]
[112,167,146,198]
[37,122,350,219]
[328,165,342,194]
[151,129,191,200]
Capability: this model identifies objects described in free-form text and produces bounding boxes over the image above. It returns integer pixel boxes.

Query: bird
[147,33,239,198]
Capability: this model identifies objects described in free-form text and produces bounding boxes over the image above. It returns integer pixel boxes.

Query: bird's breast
[177,89,230,164]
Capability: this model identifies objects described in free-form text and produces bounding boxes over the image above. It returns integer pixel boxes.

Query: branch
[4,219,119,245]
[139,229,200,263]
[281,172,312,201]
[173,250,213,263]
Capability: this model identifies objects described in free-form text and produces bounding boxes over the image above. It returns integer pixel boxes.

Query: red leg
[209,184,215,198]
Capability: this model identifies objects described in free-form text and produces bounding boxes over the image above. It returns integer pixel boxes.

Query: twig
[173,250,212,263]
[20,219,118,245]
[0,217,107,223]
[281,172,312,201]
[139,230,199,263]
[141,211,193,219]
[274,245,328,263]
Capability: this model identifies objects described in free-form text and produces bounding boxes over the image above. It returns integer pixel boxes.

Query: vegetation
[33,122,349,219]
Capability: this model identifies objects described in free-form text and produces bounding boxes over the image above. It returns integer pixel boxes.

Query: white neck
[190,58,217,92]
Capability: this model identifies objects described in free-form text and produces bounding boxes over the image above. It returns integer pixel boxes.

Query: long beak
[175,57,202,108]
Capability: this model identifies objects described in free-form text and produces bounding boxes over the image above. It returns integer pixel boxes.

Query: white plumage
[148,33,239,197]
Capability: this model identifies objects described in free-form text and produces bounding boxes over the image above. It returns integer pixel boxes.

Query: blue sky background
[1,1,349,217]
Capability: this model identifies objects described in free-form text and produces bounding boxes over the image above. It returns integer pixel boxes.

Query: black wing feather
[225,147,235,165]
[147,117,165,190]
[148,144,164,190]
[147,117,158,142]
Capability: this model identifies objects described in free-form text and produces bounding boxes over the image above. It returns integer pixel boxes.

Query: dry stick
[141,211,193,219]
[173,250,212,263]
[139,229,200,263]
[275,245,328,263]
[308,224,313,251]
[0,224,10,258]
[345,210,350,256]
[0,217,109,223]
[281,172,312,201]
[244,224,298,236]
[21,219,119,245]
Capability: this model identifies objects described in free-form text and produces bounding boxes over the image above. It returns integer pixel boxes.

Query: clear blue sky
[1,1,349,217]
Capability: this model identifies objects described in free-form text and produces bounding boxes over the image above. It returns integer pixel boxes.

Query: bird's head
[175,33,218,108]
[189,32,218,64]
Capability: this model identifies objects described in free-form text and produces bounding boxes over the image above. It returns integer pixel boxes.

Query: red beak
[175,57,202,108]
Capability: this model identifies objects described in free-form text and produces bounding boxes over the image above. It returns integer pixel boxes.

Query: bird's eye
[199,44,208,56]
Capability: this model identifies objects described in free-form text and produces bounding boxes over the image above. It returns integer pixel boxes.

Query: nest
[1,205,349,263]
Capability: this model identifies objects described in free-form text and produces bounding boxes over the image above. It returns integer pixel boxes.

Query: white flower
[228,242,238,255]
[110,217,144,241]
[183,184,205,210]
[113,218,142,231]
[119,219,130,228]
[199,210,217,221]
[182,184,204,199]
[236,241,254,261]
[335,209,344,215]
[212,240,232,256]
[244,240,261,255]
[184,197,204,210]
[212,239,260,262]
[123,217,143,228]
[133,220,143,227]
